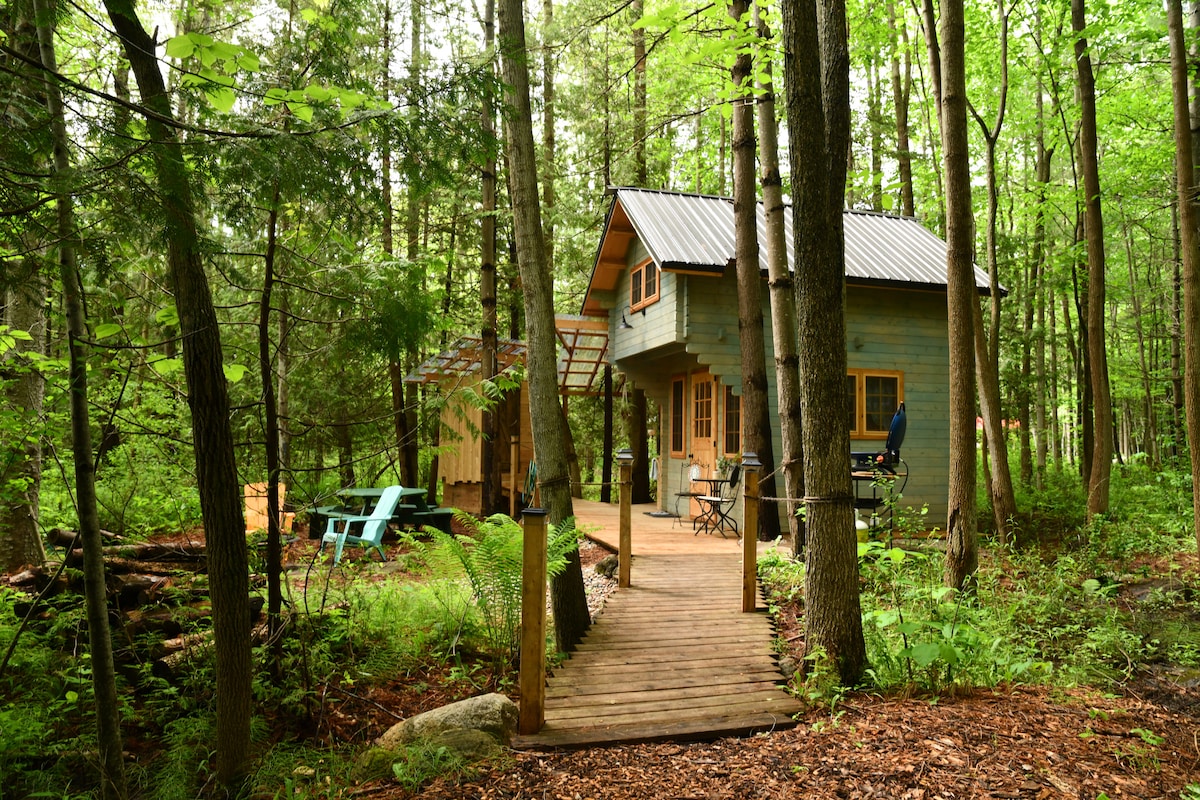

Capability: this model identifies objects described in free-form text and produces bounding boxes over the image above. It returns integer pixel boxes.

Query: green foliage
[388,741,471,792]
[857,542,1052,693]
[407,513,581,664]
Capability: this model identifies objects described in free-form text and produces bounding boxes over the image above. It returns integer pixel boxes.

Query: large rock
[376,692,518,752]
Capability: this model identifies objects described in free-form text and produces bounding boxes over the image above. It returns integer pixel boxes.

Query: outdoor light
[619,306,634,330]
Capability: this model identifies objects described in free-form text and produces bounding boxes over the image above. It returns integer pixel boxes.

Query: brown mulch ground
[380,685,1197,799]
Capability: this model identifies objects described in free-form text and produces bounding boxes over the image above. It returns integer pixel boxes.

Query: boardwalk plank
[514,510,800,750]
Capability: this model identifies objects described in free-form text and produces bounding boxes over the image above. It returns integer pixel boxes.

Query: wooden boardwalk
[513,502,801,749]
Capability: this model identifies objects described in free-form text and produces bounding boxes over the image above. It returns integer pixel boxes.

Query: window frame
[630,258,660,312]
[722,384,741,456]
[846,369,904,439]
[670,375,686,457]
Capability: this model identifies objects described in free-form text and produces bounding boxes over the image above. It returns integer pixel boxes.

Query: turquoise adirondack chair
[320,485,403,564]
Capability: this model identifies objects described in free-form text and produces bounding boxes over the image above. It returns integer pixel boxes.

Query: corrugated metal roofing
[611,187,990,290]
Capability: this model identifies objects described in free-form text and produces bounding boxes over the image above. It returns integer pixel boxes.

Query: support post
[510,435,520,517]
[617,447,634,588]
[518,508,547,735]
[742,451,761,612]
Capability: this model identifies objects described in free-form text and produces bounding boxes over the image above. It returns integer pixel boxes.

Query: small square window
[631,259,660,311]
[847,370,902,438]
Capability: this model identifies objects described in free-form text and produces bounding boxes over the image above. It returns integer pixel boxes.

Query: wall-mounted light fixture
[618,306,634,330]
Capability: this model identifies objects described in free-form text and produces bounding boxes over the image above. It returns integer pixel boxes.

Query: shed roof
[582,187,993,315]
[405,316,610,397]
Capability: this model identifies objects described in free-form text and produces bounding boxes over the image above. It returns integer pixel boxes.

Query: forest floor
[282,533,1200,800]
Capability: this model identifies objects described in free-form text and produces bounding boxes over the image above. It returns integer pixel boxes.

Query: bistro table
[693,476,737,536]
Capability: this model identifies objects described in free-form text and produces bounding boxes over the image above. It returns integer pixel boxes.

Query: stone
[595,554,619,578]
[376,692,518,751]
[777,655,798,680]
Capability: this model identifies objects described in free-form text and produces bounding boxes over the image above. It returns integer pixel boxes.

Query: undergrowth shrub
[406,513,581,665]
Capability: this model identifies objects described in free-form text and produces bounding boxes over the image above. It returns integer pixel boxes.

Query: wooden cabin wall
[609,265,952,532]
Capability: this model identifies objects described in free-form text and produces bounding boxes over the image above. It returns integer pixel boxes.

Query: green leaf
[164,35,196,58]
[236,53,260,72]
[288,102,314,122]
[897,621,924,636]
[156,305,179,327]
[93,323,122,340]
[304,84,332,102]
[909,642,943,667]
[65,690,79,703]
[223,363,247,382]
[7,328,33,342]
[207,86,236,113]
[300,8,319,22]
[187,32,214,47]
[264,87,287,106]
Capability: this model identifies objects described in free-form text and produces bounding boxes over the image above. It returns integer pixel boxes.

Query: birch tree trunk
[754,4,804,552]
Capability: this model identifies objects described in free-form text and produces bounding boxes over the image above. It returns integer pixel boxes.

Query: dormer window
[631,259,659,311]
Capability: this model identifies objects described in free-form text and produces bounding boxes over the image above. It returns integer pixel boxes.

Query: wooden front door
[690,371,719,516]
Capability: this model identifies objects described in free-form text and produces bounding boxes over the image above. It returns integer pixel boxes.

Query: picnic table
[305,486,454,537]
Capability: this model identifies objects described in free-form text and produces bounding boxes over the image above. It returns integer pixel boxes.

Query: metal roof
[589,187,990,305]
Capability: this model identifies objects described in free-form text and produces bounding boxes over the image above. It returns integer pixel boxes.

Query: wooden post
[518,508,547,735]
[617,447,634,587]
[510,435,520,518]
[742,451,761,613]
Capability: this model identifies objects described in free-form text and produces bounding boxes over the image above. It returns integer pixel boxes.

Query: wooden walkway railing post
[518,508,548,735]
[617,447,633,588]
[741,451,761,612]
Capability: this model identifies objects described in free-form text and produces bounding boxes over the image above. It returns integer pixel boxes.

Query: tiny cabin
[581,187,992,527]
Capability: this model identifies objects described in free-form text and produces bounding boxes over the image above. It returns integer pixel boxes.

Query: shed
[582,187,992,527]
[406,318,609,515]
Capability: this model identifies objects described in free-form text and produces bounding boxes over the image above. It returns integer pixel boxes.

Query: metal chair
[695,464,741,538]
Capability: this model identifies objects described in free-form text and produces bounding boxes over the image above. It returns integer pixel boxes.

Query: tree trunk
[104,3,252,787]
[35,4,127,795]
[496,0,590,651]
[481,0,500,514]
[783,0,865,685]
[261,189,285,647]
[754,2,804,553]
[938,0,979,589]
[1168,0,1200,551]
[730,0,779,543]
[888,0,914,217]
[0,0,47,575]
[1072,0,1112,519]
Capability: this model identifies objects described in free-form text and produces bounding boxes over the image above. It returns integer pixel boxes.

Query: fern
[411,512,580,664]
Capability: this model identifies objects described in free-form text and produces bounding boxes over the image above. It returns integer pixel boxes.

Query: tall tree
[755,3,804,552]
[495,0,590,651]
[939,0,979,588]
[481,0,501,514]
[102,0,252,788]
[35,2,127,795]
[1072,0,1112,518]
[967,0,1017,542]
[0,0,48,575]
[783,0,866,684]
[1168,0,1200,551]
[888,0,914,217]
[729,0,779,542]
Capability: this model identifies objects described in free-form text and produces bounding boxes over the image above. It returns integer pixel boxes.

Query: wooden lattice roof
[405,316,610,396]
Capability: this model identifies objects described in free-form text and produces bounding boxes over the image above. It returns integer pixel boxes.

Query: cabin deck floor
[512,501,802,749]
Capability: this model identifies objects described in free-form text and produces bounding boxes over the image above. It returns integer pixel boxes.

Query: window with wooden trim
[723,385,741,455]
[692,377,713,441]
[670,377,686,456]
[630,259,659,311]
[846,369,903,438]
